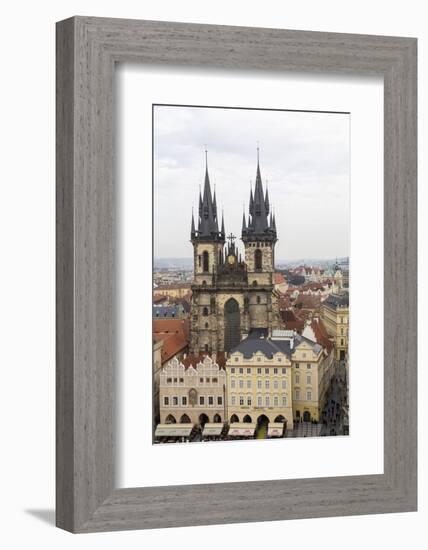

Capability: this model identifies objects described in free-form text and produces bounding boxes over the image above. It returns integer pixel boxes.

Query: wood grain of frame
[56,16,417,533]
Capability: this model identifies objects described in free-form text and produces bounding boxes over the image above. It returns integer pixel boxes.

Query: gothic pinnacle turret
[191,151,225,243]
[242,148,277,243]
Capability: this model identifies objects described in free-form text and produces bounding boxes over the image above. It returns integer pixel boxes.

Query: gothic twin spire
[191,151,225,242]
[191,149,277,243]
[242,149,276,241]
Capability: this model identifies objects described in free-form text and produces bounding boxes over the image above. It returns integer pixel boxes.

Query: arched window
[224,298,241,352]
[204,344,209,353]
[205,322,209,329]
[252,280,258,287]
[202,250,209,272]
[230,414,239,423]
[255,249,262,271]
[256,295,261,304]
[202,307,209,316]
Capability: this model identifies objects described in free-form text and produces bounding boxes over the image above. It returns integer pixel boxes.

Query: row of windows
[231,395,287,407]
[231,367,288,374]
[295,390,312,401]
[164,395,223,407]
[294,375,312,384]
[231,379,288,390]
[230,364,312,372]
[165,376,219,384]
[248,242,270,248]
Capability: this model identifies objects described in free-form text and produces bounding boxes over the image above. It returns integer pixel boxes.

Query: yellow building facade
[225,331,329,430]
[320,294,349,361]
[153,284,191,300]
[226,347,294,430]
[291,338,325,422]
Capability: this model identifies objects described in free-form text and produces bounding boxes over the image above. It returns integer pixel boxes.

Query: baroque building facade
[320,293,350,361]
[189,154,282,355]
[225,330,331,429]
[159,356,226,425]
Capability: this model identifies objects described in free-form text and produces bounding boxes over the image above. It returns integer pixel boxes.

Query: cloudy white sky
[153,105,350,261]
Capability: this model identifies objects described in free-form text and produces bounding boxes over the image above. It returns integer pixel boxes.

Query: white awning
[155,424,193,437]
[202,423,224,436]
[228,423,256,437]
[267,422,285,437]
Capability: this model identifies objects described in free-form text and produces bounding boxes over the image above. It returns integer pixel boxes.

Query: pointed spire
[252,147,268,229]
[242,148,277,243]
[198,184,203,218]
[191,207,196,238]
[242,210,247,233]
[265,181,270,215]
[221,210,225,235]
[249,181,254,215]
[213,183,217,217]
[193,149,224,243]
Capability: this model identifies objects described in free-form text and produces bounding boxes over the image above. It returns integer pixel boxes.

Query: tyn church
[189,154,282,354]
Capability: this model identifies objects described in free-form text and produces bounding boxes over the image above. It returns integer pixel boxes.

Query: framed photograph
[56,16,417,532]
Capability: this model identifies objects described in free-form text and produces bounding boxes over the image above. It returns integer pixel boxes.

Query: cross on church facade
[227,233,236,246]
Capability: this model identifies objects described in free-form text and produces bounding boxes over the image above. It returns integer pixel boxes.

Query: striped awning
[267,422,285,437]
[155,424,193,437]
[202,423,224,436]
[228,423,256,437]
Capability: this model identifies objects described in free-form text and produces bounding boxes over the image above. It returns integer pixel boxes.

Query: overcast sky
[153,105,350,261]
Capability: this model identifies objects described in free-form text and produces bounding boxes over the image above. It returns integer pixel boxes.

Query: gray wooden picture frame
[56,16,417,533]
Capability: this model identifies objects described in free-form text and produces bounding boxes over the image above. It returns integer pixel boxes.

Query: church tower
[189,150,281,355]
[190,154,225,284]
[190,154,225,354]
[241,151,279,332]
[241,150,277,286]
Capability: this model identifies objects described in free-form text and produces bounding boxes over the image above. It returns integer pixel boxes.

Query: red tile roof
[154,333,188,364]
[310,318,334,352]
[274,272,286,285]
[182,352,227,369]
[153,318,190,340]
[294,293,321,310]
[153,318,190,363]
[153,294,168,304]
[281,309,304,333]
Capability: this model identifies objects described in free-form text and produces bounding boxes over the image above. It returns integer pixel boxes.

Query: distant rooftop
[323,294,349,308]
[229,332,321,359]
[153,305,184,318]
